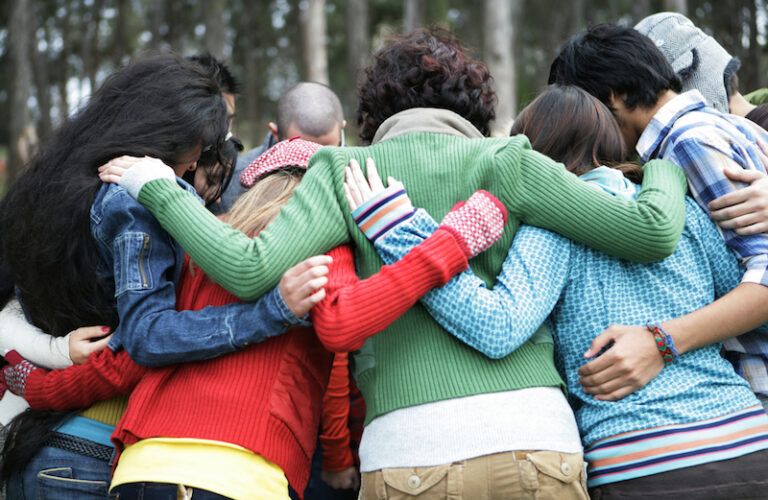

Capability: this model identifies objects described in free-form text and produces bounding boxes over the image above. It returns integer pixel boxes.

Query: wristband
[646,322,680,364]
[352,185,415,242]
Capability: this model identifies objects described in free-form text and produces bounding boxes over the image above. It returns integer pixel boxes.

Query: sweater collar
[372,108,485,144]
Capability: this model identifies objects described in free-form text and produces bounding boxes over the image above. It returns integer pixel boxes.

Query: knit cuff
[352,185,415,242]
[438,190,508,259]
[3,351,35,398]
[121,163,176,199]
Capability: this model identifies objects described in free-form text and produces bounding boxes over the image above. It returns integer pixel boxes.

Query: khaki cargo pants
[359,450,588,500]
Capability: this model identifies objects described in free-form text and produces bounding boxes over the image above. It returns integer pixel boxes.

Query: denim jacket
[92,181,302,367]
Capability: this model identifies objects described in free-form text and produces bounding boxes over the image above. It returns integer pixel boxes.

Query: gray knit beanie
[635,12,740,113]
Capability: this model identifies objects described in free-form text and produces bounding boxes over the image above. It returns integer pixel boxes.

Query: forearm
[0,299,72,369]
[501,149,686,262]
[320,353,354,472]
[137,163,349,300]
[24,349,144,411]
[312,232,468,352]
[120,287,302,367]
[662,282,768,354]
[376,215,567,358]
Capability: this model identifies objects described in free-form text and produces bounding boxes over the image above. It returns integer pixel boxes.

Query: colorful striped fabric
[351,185,415,242]
[585,406,768,487]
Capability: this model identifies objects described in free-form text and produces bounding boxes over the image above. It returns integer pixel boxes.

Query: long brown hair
[511,85,642,182]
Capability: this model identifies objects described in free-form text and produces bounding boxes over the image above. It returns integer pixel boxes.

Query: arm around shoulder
[136,149,350,300]
[496,144,686,262]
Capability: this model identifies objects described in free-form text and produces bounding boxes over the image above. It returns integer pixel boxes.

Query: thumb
[723,167,763,184]
[584,328,616,358]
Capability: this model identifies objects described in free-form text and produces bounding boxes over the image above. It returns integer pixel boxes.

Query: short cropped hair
[357,28,496,144]
[276,82,344,138]
[549,24,682,110]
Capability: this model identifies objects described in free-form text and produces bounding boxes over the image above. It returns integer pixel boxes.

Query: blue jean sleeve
[375,210,570,358]
[102,190,299,367]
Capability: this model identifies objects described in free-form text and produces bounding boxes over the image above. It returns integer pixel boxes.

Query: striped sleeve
[352,185,415,242]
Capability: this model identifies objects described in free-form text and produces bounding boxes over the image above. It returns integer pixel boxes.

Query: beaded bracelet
[646,322,680,364]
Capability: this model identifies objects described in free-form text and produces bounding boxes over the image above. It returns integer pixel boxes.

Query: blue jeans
[109,482,231,499]
[6,445,111,500]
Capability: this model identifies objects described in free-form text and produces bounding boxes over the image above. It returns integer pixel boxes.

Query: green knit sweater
[136,119,686,422]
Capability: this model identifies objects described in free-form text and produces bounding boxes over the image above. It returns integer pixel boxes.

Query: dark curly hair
[357,28,496,144]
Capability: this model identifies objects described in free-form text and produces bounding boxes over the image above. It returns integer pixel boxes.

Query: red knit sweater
[22,230,467,494]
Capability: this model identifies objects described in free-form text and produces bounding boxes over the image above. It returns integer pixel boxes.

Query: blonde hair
[226,169,304,236]
[189,170,303,274]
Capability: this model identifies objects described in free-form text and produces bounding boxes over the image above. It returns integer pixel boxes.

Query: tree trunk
[745,0,760,92]
[149,0,165,49]
[31,20,52,143]
[113,0,129,68]
[204,0,228,59]
[86,0,104,92]
[57,4,71,125]
[663,0,688,16]
[165,0,185,51]
[300,0,329,85]
[8,0,36,182]
[404,0,425,33]
[346,0,369,135]
[484,0,517,134]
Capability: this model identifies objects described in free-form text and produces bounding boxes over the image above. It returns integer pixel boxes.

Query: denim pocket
[113,232,152,296]
[37,466,109,500]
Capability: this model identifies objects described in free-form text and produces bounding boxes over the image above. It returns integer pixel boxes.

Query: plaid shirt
[637,90,768,396]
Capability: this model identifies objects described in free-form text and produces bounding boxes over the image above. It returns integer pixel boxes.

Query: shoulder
[92,183,143,219]
[91,183,176,244]
[236,145,268,170]
[671,110,760,149]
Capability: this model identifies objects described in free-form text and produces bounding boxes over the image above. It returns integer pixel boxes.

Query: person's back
[506,181,768,496]
[323,123,562,418]
[549,194,760,441]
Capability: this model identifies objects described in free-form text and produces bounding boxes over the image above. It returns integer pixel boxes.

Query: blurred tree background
[1,0,766,188]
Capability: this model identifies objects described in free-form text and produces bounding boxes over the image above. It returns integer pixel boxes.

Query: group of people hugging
[1,11,767,500]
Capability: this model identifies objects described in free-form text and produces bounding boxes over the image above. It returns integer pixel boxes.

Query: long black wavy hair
[0,52,227,479]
